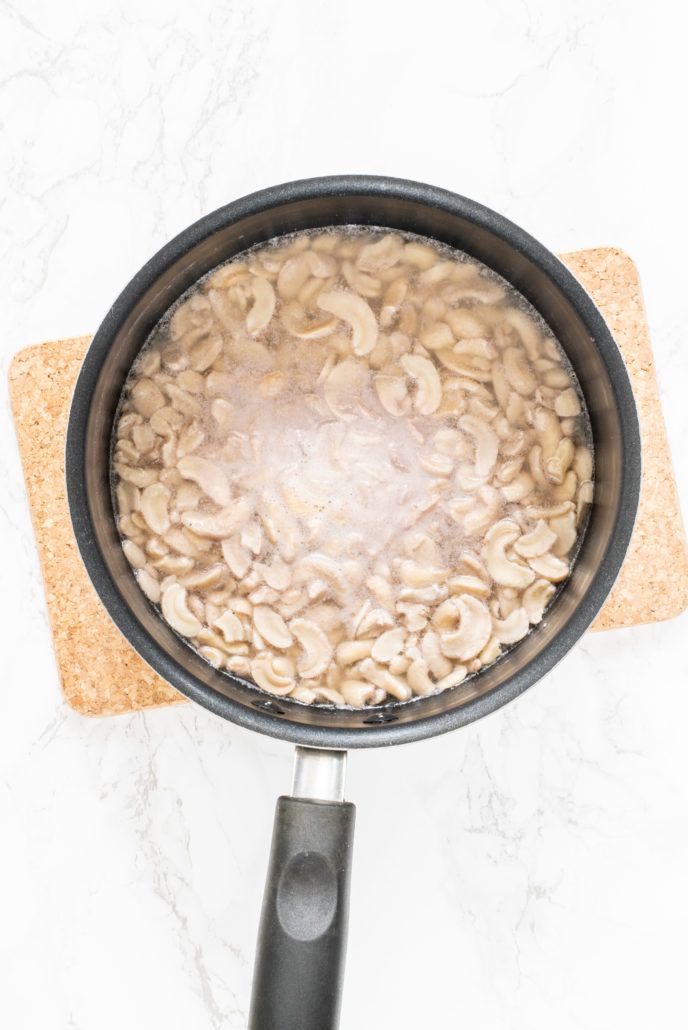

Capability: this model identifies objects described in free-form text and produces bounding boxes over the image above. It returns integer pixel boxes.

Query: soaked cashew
[523,579,556,624]
[140,483,171,535]
[514,520,556,559]
[459,414,498,476]
[401,354,442,415]
[484,520,535,589]
[374,373,411,417]
[253,606,293,650]
[439,595,492,661]
[371,627,406,664]
[318,290,378,356]
[493,607,530,644]
[289,618,333,679]
[161,583,202,637]
[528,552,570,582]
[336,639,374,666]
[115,227,592,708]
[182,500,251,539]
[340,680,377,706]
[251,653,295,695]
[178,455,231,507]
[358,659,412,702]
[246,276,276,333]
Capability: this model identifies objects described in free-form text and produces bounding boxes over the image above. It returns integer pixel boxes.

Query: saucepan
[65,176,641,1029]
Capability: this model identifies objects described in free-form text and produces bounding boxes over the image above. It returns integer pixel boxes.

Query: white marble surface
[1,1,687,1026]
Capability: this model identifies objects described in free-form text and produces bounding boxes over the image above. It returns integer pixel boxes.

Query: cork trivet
[562,249,688,630]
[9,249,688,717]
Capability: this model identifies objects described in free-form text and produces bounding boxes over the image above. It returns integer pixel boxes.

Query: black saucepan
[66,176,641,1029]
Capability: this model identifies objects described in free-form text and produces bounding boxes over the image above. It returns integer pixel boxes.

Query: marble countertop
[1,1,687,1027]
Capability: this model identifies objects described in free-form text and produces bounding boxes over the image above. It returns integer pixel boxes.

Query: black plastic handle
[248,795,356,1030]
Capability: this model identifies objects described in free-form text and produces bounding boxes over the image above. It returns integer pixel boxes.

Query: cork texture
[9,248,688,717]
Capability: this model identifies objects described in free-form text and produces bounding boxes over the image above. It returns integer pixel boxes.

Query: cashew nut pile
[113,228,594,708]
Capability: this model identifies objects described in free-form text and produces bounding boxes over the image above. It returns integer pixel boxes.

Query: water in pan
[111,227,594,708]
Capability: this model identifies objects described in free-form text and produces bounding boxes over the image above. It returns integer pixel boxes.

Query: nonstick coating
[66,176,641,748]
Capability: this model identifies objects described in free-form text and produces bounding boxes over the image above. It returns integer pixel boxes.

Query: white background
[1,1,687,1027]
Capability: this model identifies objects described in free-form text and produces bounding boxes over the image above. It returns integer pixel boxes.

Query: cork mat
[9,248,688,718]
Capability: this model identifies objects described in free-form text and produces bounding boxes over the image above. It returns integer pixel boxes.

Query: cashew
[400,561,448,588]
[355,607,395,639]
[400,354,442,415]
[545,438,575,485]
[434,666,468,691]
[503,307,541,361]
[503,347,536,395]
[226,655,251,677]
[181,498,252,539]
[439,595,492,661]
[221,537,252,579]
[483,520,535,589]
[555,387,582,417]
[213,610,245,643]
[122,540,146,569]
[371,627,405,664]
[277,251,336,299]
[420,323,454,351]
[573,445,593,483]
[340,680,377,706]
[407,659,436,695]
[342,260,381,298]
[336,639,374,666]
[380,278,408,327]
[501,471,535,503]
[397,603,429,632]
[523,579,556,624]
[178,455,231,507]
[161,583,202,637]
[241,521,264,556]
[130,378,166,417]
[374,373,411,417]
[140,483,171,535]
[317,290,378,356]
[181,564,228,591]
[549,511,577,556]
[358,659,412,702]
[246,276,276,333]
[198,646,225,668]
[551,471,578,502]
[459,415,498,476]
[136,568,161,603]
[493,607,530,644]
[253,606,293,650]
[261,558,291,591]
[528,553,570,582]
[114,464,159,489]
[251,653,296,696]
[289,618,333,679]
[357,234,404,273]
[366,575,395,610]
[280,301,337,339]
[324,358,368,420]
[514,520,557,559]
[447,575,490,598]
[427,597,457,634]
[187,332,223,373]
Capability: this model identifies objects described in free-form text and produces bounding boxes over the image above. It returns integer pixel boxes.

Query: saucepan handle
[248,750,355,1030]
